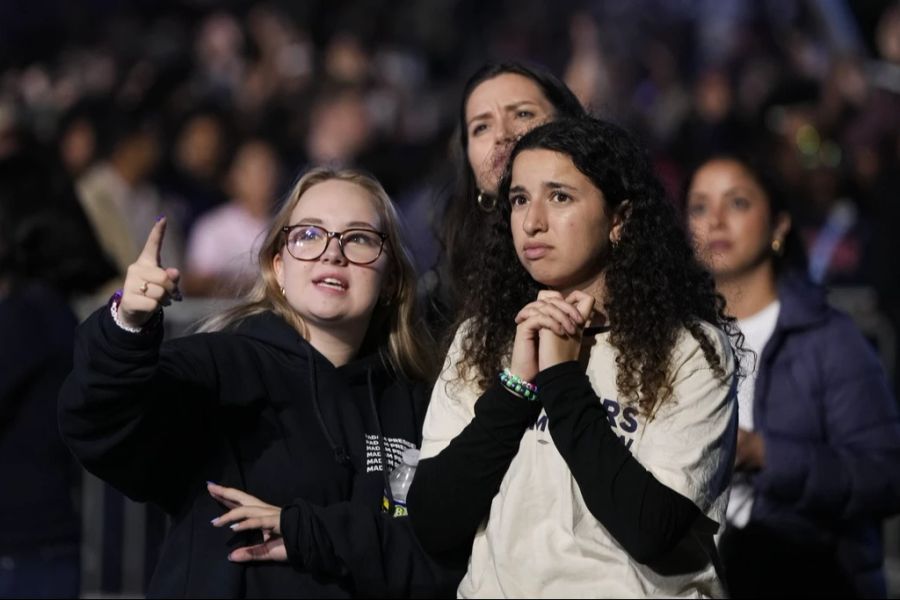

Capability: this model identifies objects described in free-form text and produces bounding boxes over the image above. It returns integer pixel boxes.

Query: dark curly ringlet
[454,116,741,417]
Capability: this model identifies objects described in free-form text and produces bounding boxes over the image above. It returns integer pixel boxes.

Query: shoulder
[420,320,482,457]
[795,305,885,381]
[656,321,737,423]
[671,320,734,377]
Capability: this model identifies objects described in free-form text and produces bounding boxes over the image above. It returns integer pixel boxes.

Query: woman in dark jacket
[685,155,900,598]
[0,149,116,598]
[59,168,460,598]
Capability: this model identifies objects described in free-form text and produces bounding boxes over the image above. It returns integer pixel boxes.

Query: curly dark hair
[434,61,585,326]
[453,116,740,416]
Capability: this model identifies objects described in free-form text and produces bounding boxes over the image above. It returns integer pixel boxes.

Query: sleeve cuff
[280,502,307,570]
[98,294,164,351]
[534,361,584,389]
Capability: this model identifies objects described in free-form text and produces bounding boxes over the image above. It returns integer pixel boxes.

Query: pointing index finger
[138,217,167,266]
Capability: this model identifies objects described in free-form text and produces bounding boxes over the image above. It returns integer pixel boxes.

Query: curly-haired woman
[407,116,741,598]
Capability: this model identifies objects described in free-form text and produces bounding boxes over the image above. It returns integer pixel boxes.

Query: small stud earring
[771,239,783,254]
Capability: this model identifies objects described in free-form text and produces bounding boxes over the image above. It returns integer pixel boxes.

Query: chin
[525,269,574,290]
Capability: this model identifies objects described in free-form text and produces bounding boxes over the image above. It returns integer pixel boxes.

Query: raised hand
[510,290,586,381]
[119,217,181,329]
[537,290,595,371]
[208,482,288,563]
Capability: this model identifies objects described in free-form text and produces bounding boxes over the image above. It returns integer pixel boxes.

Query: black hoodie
[58,304,462,598]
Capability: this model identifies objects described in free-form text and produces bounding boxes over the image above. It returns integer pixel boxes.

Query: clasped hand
[509,290,595,382]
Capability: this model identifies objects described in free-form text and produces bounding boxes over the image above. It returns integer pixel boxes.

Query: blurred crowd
[0,0,897,299]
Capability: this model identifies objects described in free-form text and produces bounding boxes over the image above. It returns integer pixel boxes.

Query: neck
[715,262,779,320]
[305,321,366,367]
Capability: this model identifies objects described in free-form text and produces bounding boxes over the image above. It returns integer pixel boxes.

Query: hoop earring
[477,190,496,212]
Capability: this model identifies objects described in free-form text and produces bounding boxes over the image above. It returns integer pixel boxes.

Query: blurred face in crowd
[274,180,389,334]
[176,114,225,180]
[229,140,279,217]
[465,73,554,196]
[59,117,97,177]
[686,159,790,281]
[509,148,619,294]
[306,92,372,165]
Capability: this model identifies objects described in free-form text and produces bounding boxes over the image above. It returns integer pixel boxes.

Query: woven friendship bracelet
[500,369,539,401]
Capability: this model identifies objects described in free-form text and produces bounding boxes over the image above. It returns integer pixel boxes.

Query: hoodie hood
[229,310,393,381]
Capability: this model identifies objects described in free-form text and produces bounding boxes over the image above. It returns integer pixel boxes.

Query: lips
[706,240,733,253]
[313,274,348,292]
[522,243,551,260]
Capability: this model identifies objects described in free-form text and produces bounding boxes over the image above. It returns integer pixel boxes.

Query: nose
[707,204,727,231]
[320,233,348,264]
[522,201,547,235]
[495,116,516,145]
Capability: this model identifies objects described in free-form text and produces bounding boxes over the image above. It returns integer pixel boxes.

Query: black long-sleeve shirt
[408,361,712,565]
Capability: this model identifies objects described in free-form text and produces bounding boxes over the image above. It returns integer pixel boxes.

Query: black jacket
[1,284,80,554]
[59,305,460,598]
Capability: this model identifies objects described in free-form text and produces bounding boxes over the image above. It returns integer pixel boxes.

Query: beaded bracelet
[499,369,539,401]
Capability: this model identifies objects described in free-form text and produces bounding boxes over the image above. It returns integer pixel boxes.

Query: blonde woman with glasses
[60,168,461,598]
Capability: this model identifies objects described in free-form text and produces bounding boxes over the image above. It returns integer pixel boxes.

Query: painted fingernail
[210,517,219,525]
[156,214,165,222]
[206,481,216,486]
[230,524,239,531]
[173,289,183,302]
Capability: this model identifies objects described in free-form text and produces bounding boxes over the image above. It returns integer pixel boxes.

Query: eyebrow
[544,181,577,191]
[721,186,755,197]
[509,181,578,194]
[295,217,380,229]
[466,100,542,127]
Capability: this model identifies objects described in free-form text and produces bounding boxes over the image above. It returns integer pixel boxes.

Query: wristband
[499,368,539,401]
[109,289,161,334]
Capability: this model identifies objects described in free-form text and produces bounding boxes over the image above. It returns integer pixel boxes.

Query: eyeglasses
[282,224,388,265]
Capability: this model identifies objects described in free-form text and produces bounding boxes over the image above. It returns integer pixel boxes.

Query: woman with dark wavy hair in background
[407,116,741,598]
[430,61,585,328]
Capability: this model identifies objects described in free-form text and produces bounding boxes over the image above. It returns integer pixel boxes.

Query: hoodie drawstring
[306,345,351,466]
[368,367,395,515]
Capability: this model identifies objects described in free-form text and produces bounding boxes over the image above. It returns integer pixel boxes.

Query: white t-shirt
[421,322,738,598]
[726,300,780,528]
